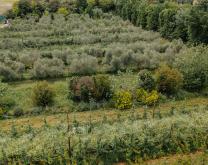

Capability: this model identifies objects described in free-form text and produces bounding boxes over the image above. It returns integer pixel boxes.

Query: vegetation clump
[156,65,183,95]
[138,69,156,91]
[175,46,208,91]
[136,88,159,106]
[113,89,133,109]
[69,75,112,102]
[32,81,55,107]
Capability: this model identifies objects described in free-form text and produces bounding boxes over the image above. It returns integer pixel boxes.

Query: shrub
[57,7,69,16]
[138,2,148,28]
[0,64,19,82]
[175,46,208,91]
[48,0,60,13]
[69,76,95,102]
[159,8,178,39]
[174,8,189,41]
[138,69,156,91]
[146,4,164,31]
[136,88,159,106]
[187,7,208,43]
[136,88,147,103]
[156,65,183,95]
[70,56,98,75]
[32,1,45,17]
[32,81,55,107]
[17,0,33,17]
[93,75,112,101]
[76,0,88,13]
[145,90,159,106]
[0,82,15,109]
[99,0,114,11]
[109,57,123,73]
[87,0,97,7]
[32,58,64,79]
[91,8,104,19]
[113,89,133,110]
[69,75,112,102]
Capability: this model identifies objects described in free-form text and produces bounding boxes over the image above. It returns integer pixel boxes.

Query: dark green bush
[48,0,60,13]
[32,81,55,107]
[93,75,112,101]
[17,0,33,17]
[76,0,88,13]
[187,7,208,43]
[146,4,164,31]
[138,1,148,28]
[159,8,178,39]
[174,8,189,41]
[0,64,20,82]
[33,1,45,17]
[138,69,156,91]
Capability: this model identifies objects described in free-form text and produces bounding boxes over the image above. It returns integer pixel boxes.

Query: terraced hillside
[0,1,208,164]
[0,13,184,81]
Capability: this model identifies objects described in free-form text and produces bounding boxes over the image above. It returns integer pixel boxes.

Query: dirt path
[0,97,208,131]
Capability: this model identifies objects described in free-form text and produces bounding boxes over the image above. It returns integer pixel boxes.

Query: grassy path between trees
[0,97,207,131]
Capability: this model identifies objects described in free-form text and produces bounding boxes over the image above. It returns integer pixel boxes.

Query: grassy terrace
[1,96,208,131]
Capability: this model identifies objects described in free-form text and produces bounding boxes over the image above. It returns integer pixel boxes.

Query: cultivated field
[0,13,184,81]
[0,0,208,164]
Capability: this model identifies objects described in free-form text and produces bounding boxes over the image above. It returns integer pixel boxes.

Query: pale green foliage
[175,46,208,91]
[70,56,98,75]
[0,109,208,163]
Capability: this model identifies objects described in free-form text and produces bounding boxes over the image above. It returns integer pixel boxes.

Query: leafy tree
[146,4,164,31]
[187,7,208,43]
[159,8,178,39]
[33,1,45,17]
[175,46,208,91]
[17,0,33,17]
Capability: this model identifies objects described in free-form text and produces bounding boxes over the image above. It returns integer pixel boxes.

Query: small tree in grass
[32,81,55,107]
[156,64,183,95]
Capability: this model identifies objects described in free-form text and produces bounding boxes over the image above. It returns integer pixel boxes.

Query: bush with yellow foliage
[113,89,133,110]
[136,88,159,106]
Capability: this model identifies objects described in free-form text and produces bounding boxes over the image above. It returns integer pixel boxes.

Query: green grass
[136,151,208,165]
[1,108,208,164]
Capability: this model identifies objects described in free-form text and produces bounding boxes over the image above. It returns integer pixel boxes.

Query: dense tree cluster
[115,0,208,43]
